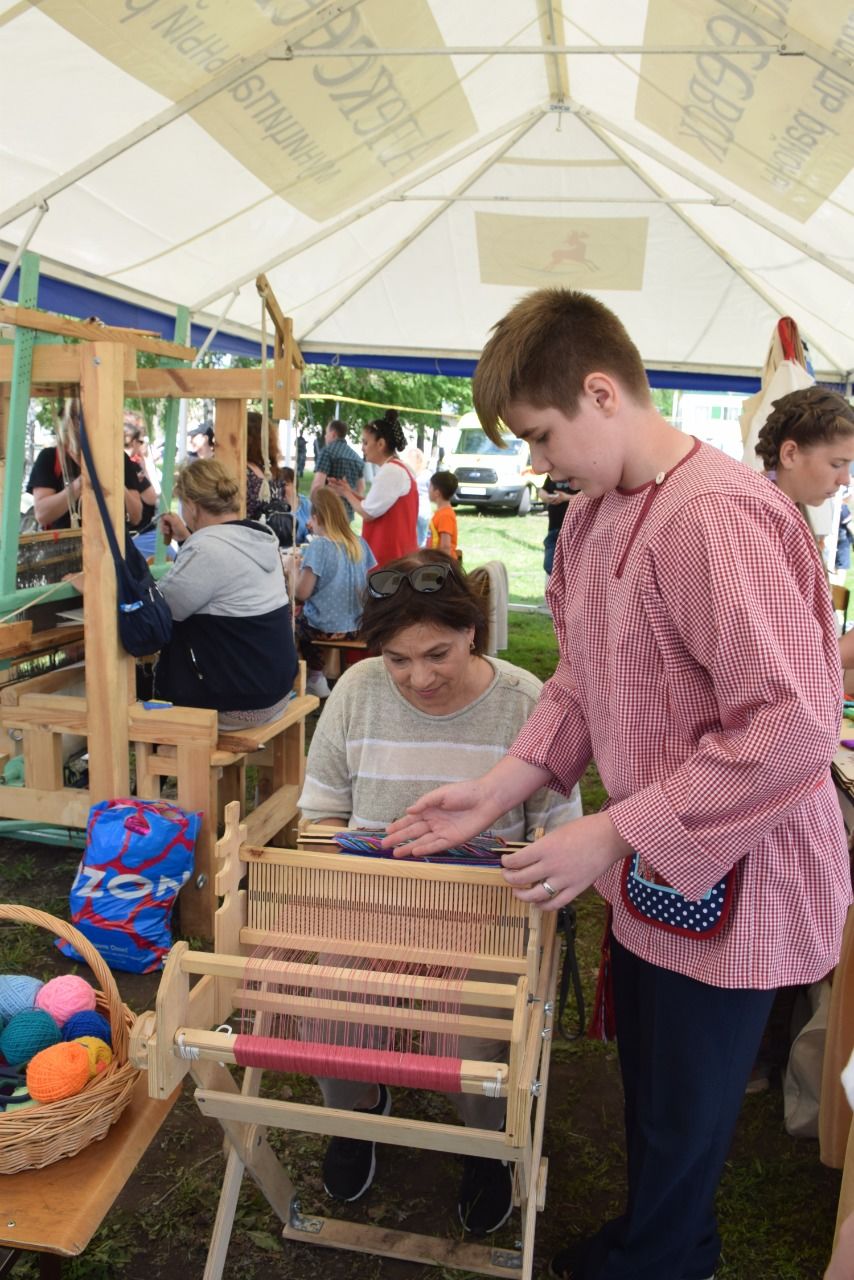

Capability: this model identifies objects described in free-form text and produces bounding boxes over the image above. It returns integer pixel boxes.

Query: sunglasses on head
[368,562,452,599]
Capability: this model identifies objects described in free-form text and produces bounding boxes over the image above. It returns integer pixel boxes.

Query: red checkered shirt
[511,441,851,988]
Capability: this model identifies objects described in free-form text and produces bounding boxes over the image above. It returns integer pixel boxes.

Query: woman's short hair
[364,409,407,456]
[246,411,281,480]
[360,549,488,654]
[174,458,240,515]
[755,386,854,469]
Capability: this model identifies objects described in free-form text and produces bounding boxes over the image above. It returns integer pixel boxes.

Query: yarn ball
[27,1041,90,1103]
[0,1009,61,1067]
[35,975,96,1027]
[62,1009,112,1049]
[3,1084,36,1113]
[0,975,43,1020]
[76,1035,112,1078]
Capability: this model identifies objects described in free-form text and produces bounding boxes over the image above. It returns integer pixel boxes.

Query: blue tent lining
[4,260,843,395]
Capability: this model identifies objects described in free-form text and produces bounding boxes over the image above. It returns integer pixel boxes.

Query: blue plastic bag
[58,798,201,973]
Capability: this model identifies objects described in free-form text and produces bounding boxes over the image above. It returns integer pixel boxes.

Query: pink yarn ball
[34,975,96,1027]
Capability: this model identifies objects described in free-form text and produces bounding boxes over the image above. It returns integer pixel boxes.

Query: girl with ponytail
[328,409,418,567]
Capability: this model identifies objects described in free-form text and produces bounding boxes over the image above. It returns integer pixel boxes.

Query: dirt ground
[0,834,843,1279]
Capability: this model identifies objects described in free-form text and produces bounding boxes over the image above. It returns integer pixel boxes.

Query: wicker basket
[0,904,139,1174]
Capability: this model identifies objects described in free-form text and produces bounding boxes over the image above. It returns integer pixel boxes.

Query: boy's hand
[500,812,631,910]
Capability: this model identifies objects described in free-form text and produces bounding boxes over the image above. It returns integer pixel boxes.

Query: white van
[444,412,543,514]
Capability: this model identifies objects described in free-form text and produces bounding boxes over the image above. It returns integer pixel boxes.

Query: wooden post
[213,399,247,518]
[80,341,132,800]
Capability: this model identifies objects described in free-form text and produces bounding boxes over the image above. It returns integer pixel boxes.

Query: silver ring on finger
[541,879,558,899]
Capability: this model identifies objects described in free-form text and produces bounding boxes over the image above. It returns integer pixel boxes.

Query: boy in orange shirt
[426,470,459,558]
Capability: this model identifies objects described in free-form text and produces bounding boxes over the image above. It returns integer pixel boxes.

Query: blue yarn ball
[62,1010,112,1049]
[0,975,43,1020]
[0,1009,61,1067]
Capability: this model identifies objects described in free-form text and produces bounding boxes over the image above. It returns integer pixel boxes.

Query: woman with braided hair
[755,385,854,667]
[328,409,418,567]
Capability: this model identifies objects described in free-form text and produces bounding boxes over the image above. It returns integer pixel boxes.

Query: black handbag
[257,497,294,548]
[78,414,173,658]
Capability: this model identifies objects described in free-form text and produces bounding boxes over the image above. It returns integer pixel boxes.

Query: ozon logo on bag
[75,866,187,901]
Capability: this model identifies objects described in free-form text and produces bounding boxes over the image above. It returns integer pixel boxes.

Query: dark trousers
[585,935,775,1280]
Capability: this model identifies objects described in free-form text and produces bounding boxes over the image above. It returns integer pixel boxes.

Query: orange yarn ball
[27,1040,90,1103]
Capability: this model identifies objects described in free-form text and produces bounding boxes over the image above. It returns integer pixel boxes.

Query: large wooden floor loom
[131,804,558,1279]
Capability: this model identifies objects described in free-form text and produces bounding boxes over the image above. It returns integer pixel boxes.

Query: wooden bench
[309,636,369,678]
[0,1076,179,1277]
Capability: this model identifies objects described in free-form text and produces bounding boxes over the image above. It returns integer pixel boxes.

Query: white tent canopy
[3,0,854,386]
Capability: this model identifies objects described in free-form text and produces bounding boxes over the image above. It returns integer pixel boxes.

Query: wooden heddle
[131,804,558,1280]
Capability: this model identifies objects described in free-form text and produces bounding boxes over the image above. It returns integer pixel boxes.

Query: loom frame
[130,803,558,1280]
[0,263,308,935]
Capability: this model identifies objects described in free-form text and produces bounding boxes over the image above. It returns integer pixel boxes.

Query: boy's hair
[473,288,651,442]
[430,470,458,500]
[755,386,854,469]
[327,419,348,439]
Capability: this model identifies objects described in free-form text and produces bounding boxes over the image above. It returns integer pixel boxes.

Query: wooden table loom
[131,804,558,1280]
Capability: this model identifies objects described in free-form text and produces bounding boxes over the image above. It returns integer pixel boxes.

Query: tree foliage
[296,363,473,447]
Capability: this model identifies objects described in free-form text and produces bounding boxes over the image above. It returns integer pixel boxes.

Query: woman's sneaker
[457,1155,514,1236]
[321,1084,392,1202]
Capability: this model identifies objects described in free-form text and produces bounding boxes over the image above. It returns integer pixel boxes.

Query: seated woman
[27,397,143,531]
[245,410,285,521]
[288,488,375,700]
[155,459,297,730]
[298,549,582,1235]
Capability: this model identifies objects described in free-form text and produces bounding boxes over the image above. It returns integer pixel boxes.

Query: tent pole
[153,305,191,565]
[0,206,47,303]
[0,251,38,597]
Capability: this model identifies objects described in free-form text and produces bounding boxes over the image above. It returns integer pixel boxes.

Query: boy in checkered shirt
[386,289,850,1280]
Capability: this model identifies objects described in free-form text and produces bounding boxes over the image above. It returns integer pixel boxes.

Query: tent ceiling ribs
[270,43,783,57]
[297,111,545,342]
[581,113,841,374]
[0,0,367,233]
[564,102,854,292]
[718,0,854,87]
[539,0,568,104]
[191,105,544,312]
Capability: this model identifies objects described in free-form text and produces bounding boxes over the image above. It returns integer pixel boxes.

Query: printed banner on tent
[36,0,476,221]
[636,0,854,222]
[476,213,648,290]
